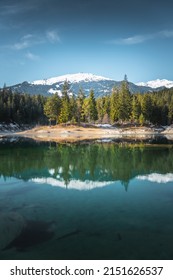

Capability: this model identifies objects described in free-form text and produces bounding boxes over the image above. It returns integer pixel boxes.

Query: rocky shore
[1,123,173,143]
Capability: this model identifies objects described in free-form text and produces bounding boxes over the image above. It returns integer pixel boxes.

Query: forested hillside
[43,79,173,126]
[1,79,173,126]
[0,88,46,124]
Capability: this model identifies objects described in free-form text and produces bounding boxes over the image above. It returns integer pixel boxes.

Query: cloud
[25,51,39,61]
[159,30,173,38]
[11,34,44,50]
[109,30,173,45]
[10,30,60,51]
[46,30,61,43]
[0,3,34,16]
[111,34,152,45]
[4,29,61,52]
[13,41,30,50]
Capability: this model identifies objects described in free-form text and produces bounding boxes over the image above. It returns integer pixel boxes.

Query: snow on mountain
[32,73,112,85]
[30,177,113,190]
[5,73,173,97]
[137,173,173,183]
[136,79,173,89]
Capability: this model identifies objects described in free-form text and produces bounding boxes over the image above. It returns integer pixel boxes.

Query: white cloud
[11,34,44,50]
[22,34,34,40]
[112,34,152,45]
[25,51,39,61]
[10,30,60,51]
[46,30,61,43]
[13,41,30,50]
[109,30,173,45]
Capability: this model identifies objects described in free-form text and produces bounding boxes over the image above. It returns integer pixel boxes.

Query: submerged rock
[4,220,55,251]
[0,212,26,250]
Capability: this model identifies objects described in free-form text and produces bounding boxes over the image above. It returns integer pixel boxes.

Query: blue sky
[1,0,173,86]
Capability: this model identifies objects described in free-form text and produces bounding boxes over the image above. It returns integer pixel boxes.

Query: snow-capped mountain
[32,73,112,85]
[136,79,173,89]
[7,73,116,97]
[4,73,173,97]
[30,73,115,97]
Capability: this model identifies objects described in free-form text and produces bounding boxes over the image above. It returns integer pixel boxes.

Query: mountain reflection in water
[0,137,173,191]
[1,138,173,260]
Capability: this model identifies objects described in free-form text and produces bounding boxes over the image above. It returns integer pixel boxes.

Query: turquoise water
[0,138,173,259]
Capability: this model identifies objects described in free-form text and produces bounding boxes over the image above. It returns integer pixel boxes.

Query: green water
[0,138,173,259]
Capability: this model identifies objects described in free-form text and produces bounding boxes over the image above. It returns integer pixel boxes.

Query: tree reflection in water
[0,138,172,191]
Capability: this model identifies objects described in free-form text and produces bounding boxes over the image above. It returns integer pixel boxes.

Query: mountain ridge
[3,73,173,97]
[136,78,173,89]
[31,73,112,85]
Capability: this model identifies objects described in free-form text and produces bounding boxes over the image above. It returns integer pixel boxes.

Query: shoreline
[1,124,173,143]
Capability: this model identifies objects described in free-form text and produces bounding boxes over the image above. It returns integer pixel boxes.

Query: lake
[0,137,173,260]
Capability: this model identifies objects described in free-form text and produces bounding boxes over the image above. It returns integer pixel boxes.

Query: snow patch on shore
[0,123,20,132]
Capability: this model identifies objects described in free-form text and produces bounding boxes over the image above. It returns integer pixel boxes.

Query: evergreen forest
[1,79,173,126]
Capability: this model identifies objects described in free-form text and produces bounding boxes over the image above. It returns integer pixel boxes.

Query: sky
[1,0,173,86]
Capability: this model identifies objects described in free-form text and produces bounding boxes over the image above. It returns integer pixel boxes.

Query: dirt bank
[10,124,173,143]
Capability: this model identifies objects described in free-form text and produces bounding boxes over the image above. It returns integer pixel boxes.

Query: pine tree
[96,97,105,122]
[168,98,173,124]
[141,93,152,122]
[44,94,61,125]
[103,95,110,121]
[58,81,71,123]
[110,88,119,123]
[139,113,145,125]
[76,88,85,123]
[131,95,141,122]
[70,95,77,124]
[82,98,90,122]
[88,90,98,122]
[118,76,131,121]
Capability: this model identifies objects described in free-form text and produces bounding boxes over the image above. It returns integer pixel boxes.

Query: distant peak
[32,73,112,85]
[136,78,173,89]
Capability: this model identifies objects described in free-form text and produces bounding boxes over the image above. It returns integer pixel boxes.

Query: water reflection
[1,138,173,260]
[137,173,173,183]
[0,138,173,191]
[30,177,113,190]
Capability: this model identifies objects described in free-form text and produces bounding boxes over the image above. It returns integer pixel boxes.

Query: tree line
[1,141,173,190]
[1,78,173,125]
[44,78,173,126]
[0,87,47,124]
